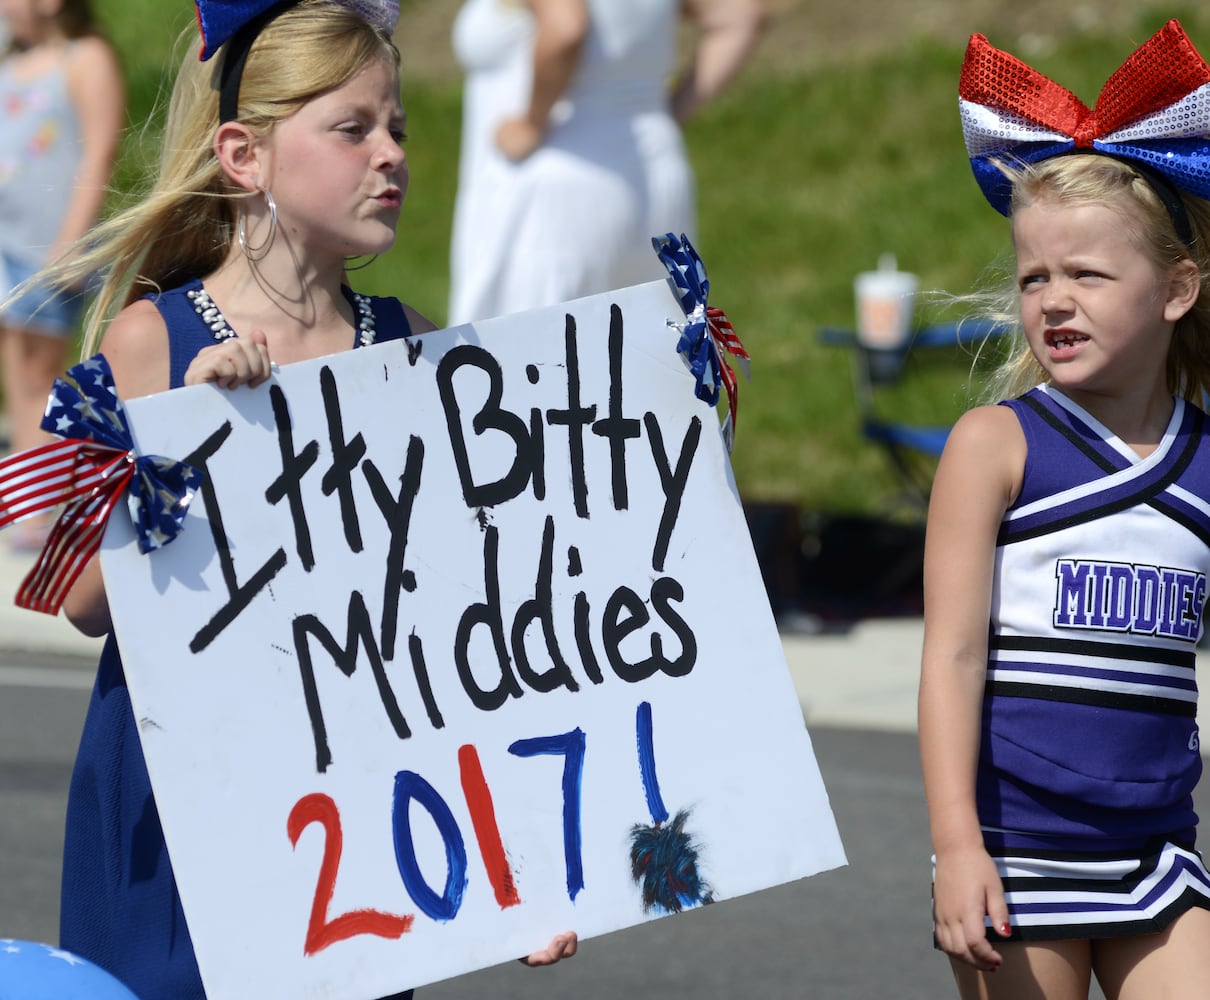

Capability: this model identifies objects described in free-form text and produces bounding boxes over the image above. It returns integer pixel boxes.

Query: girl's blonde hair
[983,153,1210,403]
[36,0,400,356]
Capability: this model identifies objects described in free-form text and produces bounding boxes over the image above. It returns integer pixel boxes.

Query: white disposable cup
[854,269,919,350]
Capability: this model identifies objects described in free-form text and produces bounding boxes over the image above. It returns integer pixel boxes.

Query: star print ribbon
[0,356,203,615]
[194,0,400,60]
[959,19,1210,215]
[652,233,750,452]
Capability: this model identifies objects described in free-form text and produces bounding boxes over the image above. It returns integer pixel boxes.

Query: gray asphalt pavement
[0,646,953,998]
[0,536,951,997]
[0,650,92,947]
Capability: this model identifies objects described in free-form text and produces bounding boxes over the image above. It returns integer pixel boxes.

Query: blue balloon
[0,940,140,999]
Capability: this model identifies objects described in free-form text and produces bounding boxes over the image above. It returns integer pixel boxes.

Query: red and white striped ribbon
[706,307,751,446]
[0,440,135,614]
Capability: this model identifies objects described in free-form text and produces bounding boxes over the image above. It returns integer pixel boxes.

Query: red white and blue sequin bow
[0,356,203,615]
[652,233,750,452]
[959,18,1210,215]
[194,0,400,59]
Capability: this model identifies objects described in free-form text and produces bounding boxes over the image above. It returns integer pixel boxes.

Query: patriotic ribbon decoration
[0,356,203,615]
[959,19,1210,215]
[652,233,750,452]
[194,0,400,59]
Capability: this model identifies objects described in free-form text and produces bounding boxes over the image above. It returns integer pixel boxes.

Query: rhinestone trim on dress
[186,286,378,347]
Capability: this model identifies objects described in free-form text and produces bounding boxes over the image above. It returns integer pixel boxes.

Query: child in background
[0,0,123,550]
[23,1,574,996]
[920,21,1210,999]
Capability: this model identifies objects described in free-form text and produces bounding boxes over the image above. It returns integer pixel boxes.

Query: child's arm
[918,404,1024,972]
[494,0,589,162]
[672,0,765,124]
[56,37,125,267]
[60,299,173,636]
[520,930,578,966]
[182,329,272,389]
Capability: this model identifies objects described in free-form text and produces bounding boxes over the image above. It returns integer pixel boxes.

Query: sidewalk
[783,618,922,732]
[0,537,926,732]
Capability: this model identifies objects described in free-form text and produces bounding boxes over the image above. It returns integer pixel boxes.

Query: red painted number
[458,744,522,909]
[287,792,414,955]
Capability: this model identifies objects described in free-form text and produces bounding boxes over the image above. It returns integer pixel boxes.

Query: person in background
[0,0,123,551]
[448,0,763,325]
[21,1,575,995]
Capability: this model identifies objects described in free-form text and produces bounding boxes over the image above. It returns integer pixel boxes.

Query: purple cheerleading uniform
[59,279,415,999]
[973,383,1210,940]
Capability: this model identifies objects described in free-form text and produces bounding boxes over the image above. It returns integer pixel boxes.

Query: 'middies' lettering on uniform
[1053,558,1207,640]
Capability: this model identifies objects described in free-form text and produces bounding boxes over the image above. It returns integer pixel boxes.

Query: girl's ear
[213,122,265,193]
[1163,258,1201,323]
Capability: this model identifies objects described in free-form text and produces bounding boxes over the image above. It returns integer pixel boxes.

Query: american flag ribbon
[651,232,750,452]
[0,355,203,615]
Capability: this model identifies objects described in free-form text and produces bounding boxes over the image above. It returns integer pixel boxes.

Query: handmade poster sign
[92,276,845,999]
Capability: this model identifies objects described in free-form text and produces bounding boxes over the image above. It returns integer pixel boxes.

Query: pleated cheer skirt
[935,836,1210,943]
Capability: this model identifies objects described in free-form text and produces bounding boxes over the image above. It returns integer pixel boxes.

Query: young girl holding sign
[23,1,574,996]
[920,21,1210,999]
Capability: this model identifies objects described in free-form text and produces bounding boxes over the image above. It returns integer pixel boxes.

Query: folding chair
[818,318,1008,508]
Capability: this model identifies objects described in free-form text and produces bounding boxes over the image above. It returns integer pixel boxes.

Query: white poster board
[102,280,845,999]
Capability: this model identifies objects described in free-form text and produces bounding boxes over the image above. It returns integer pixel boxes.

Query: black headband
[218,0,297,124]
[1126,159,1197,251]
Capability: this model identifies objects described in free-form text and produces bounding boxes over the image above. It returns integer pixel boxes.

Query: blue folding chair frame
[819,318,1009,508]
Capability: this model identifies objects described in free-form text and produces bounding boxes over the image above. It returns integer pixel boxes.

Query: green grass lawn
[89,3,1209,515]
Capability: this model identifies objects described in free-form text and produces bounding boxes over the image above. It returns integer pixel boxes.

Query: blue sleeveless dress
[59,280,415,999]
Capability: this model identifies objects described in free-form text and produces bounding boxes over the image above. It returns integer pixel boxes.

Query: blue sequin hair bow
[195,0,400,59]
[194,0,401,122]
